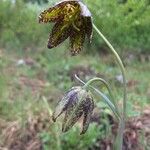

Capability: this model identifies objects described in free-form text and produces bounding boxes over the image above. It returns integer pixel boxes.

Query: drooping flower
[52,86,94,134]
[39,0,92,55]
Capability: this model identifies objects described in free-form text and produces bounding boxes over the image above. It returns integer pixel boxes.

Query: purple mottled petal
[62,103,74,132]
[52,87,80,122]
[81,97,94,134]
[62,89,87,132]
[62,87,83,131]
[62,103,83,132]
[52,96,69,122]
[62,89,94,133]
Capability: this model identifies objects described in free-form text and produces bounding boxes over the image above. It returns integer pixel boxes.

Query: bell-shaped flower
[52,86,94,134]
[39,0,92,55]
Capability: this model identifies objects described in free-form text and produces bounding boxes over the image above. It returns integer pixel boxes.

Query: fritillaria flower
[52,86,94,134]
[39,0,92,55]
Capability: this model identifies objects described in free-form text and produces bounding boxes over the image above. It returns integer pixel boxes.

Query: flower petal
[62,88,86,131]
[47,21,71,49]
[39,0,73,23]
[62,102,84,132]
[70,31,85,55]
[39,1,81,23]
[39,5,63,23]
[70,19,85,55]
[62,102,75,132]
[52,87,79,122]
[81,97,94,134]
[78,1,91,17]
[62,88,87,132]
[84,17,93,43]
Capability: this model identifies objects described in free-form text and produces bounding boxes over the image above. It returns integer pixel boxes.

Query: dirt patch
[0,112,51,150]
[91,108,150,150]
[0,109,150,150]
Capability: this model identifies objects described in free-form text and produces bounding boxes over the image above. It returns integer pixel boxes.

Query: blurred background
[0,0,150,149]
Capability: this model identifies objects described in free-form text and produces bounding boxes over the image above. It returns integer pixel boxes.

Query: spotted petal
[70,23,85,55]
[84,17,93,43]
[62,101,77,132]
[62,88,86,131]
[52,87,79,122]
[81,97,94,134]
[39,1,69,23]
[39,6,63,23]
[39,1,81,23]
[62,100,84,132]
[47,21,71,49]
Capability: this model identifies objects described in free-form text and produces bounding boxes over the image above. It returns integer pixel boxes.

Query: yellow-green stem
[93,24,127,150]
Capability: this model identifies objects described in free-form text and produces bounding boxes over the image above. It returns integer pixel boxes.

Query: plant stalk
[93,24,127,150]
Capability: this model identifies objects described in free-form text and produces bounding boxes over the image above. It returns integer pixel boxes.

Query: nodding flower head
[52,86,94,134]
[39,0,92,55]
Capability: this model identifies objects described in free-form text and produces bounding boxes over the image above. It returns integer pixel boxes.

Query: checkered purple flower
[52,86,94,134]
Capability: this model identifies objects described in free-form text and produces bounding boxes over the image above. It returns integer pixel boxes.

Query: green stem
[93,24,127,150]
[83,77,120,117]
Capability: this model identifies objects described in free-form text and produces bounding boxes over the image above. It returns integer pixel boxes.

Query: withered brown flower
[52,86,94,134]
[39,0,92,55]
